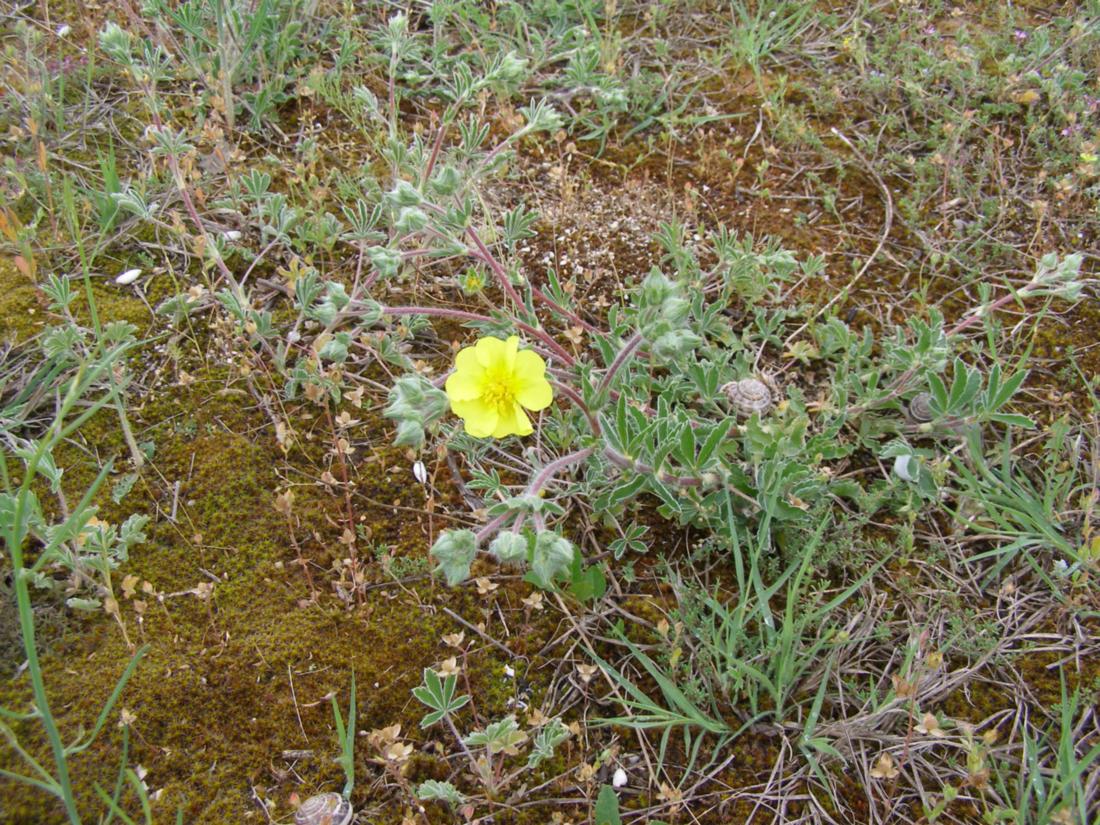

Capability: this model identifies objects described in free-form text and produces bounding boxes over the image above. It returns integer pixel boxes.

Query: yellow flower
[445,335,553,438]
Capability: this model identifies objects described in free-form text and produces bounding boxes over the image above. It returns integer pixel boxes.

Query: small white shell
[893,454,919,482]
[613,767,628,788]
[115,268,142,285]
[412,460,427,484]
[295,793,353,825]
[722,378,773,416]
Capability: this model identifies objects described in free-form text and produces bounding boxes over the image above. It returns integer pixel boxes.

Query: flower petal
[474,336,508,368]
[447,345,488,401]
[513,350,553,410]
[452,397,497,438]
[455,345,483,374]
[503,335,519,369]
[492,402,532,438]
[517,377,553,410]
[445,368,485,402]
[513,348,546,380]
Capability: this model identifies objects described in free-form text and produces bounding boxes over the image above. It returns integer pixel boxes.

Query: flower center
[482,371,516,413]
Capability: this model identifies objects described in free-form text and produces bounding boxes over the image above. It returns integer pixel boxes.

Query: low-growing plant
[330,673,356,799]
[408,665,570,814]
[983,678,1100,824]
[99,6,1089,603]
[0,310,149,823]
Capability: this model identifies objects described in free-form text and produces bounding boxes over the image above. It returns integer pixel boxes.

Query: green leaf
[531,531,575,584]
[993,369,1028,410]
[569,557,607,603]
[989,413,1035,429]
[110,472,138,504]
[488,531,527,565]
[927,372,949,413]
[413,668,470,728]
[594,784,622,825]
[429,530,479,586]
[416,780,464,805]
[464,716,528,755]
[527,718,570,768]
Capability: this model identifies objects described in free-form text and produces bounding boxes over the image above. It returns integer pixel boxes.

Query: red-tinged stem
[598,332,644,396]
[380,305,575,365]
[946,290,1025,338]
[603,446,702,487]
[421,117,448,186]
[552,381,599,434]
[465,227,526,306]
[383,304,487,323]
[475,511,516,544]
[529,446,595,495]
[472,447,595,544]
[466,226,600,334]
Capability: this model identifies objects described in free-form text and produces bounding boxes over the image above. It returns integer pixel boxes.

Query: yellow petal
[452,397,497,438]
[447,346,488,402]
[517,377,553,410]
[513,348,546,380]
[446,367,484,402]
[504,335,519,369]
[474,336,509,369]
[492,402,532,438]
[454,345,483,374]
[513,350,553,410]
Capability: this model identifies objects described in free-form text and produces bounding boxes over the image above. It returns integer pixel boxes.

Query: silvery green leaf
[463,715,527,755]
[386,180,422,208]
[651,329,702,361]
[387,12,408,40]
[395,206,429,235]
[416,780,464,805]
[531,531,575,583]
[111,472,138,504]
[41,325,81,359]
[384,375,450,432]
[41,274,73,311]
[494,51,528,83]
[67,597,102,611]
[394,420,425,448]
[118,514,149,549]
[102,321,138,343]
[430,530,479,586]
[318,333,351,363]
[519,99,563,133]
[352,86,381,118]
[367,246,402,279]
[98,23,133,62]
[489,532,528,565]
[527,718,570,768]
[357,298,384,326]
[326,282,351,311]
[429,166,462,196]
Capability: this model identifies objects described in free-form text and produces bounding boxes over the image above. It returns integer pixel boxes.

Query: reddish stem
[380,305,574,365]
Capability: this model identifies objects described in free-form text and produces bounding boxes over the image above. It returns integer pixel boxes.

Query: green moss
[0,258,45,344]
[0,346,573,822]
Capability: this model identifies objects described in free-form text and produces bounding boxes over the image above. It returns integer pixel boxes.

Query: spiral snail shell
[295,793,353,825]
[722,378,774,416]
[907,392,935,424]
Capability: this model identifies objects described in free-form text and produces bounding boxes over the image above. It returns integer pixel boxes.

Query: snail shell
[295,793,353,825]
[907,392,935,423]
[722,378,774,416]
